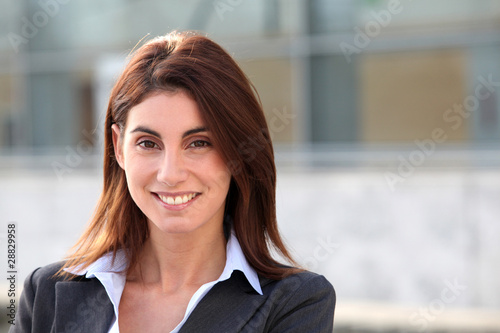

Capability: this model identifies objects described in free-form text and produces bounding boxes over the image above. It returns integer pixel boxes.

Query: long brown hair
[61,31,297,280]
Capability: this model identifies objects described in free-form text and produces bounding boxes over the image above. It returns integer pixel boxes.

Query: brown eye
[189,140,211,148]
[139,140,158,149]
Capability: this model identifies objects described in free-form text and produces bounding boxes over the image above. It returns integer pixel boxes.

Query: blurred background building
[1,0,500,332]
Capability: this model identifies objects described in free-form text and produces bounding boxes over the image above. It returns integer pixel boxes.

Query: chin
[148,217,202,235]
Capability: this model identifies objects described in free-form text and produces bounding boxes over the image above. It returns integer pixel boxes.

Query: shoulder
[24,261,84,288]
[261,270,336,305]
[253,270,335,332]
[19,261,85,309]
[22,262,63,293]
[12,262,111,333]
[19,260,94,311]
[10,262,75,332]
[28,261,66,281]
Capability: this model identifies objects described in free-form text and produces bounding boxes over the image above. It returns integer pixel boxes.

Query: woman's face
[112,91,231,236]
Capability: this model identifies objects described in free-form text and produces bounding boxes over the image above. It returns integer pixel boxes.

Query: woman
[11,31,335,333]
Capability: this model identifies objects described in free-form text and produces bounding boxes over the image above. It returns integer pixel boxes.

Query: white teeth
[158,193,197,205]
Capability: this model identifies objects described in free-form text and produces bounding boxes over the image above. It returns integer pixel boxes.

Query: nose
[156,149,188,187]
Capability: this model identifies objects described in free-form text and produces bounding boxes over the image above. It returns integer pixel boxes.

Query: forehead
[125,91,205,132]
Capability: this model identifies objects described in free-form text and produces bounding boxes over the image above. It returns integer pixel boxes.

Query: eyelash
[188,140,211,148]
[138,140,158,149]
[137,139,212,150]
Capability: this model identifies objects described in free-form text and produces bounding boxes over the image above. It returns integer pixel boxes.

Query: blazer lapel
[179,271,267,332]
[53,278,114,333]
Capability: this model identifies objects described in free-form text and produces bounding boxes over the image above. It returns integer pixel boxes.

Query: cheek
[195,155,231,202]
[195,171,231,217]
[123,153,155,191]
[207,157,232,191]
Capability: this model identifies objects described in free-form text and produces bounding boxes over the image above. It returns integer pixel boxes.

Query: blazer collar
[54,277,114,333]
[180,271,268,332]
[52,271,273,333]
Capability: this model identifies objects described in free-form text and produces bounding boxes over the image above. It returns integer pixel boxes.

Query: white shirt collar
[217,230,263,294]
[66,230,263,295]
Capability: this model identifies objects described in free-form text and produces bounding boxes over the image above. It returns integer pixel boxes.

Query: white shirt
[66,232,263,333]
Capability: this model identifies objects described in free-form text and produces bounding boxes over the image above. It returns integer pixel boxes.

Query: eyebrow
[129,126,208,139]
[182,126,208,138]
[130,126,161,138]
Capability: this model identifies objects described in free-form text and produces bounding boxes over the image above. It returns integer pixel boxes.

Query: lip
[152,191,200,211]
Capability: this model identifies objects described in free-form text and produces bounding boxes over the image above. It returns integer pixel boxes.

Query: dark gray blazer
[9,262,335,333]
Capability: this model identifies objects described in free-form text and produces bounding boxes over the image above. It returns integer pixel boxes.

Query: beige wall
[360,49,469,142]
[238,58,294,143]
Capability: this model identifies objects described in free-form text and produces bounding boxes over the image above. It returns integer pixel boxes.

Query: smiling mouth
[156,193,200,205]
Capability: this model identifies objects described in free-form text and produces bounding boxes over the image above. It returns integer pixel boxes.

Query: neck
[128,224,227,292]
